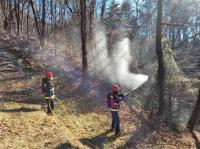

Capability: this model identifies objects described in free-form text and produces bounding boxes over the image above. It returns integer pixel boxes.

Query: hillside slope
[0,32,199,149]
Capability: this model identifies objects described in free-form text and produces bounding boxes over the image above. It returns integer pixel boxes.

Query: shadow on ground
[55,143,78,149]
[117,123,154,148]
[191,131,200,149]
[80,130,117,149]
[0,107,39,113]
[0,88,44,105]
[117,104,155,149]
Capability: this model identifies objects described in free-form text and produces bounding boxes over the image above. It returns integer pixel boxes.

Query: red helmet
[112,84,120,92]
[45,71,53,78]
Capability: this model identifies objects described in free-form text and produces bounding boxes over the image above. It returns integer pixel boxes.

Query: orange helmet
[45,71,53,78]
[112,84,120,92]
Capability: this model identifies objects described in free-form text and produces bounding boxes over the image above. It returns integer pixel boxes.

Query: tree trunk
[41,0,46,46]
[168,1,175,49]
[187,90,200,132]
[27,1,30,39]
[101,0,106,22]
[9,0,12,35]
[0,0,9,30]
[21,0,25,32]
[89,0,96,35]
[29,0,40,40]
[156,0,165,117]
[14,0,20,35]
[50,0,53,32]
[171,29,175,48]
[183,27,188,47]
[80,0,88,86]
[53,1,57,62]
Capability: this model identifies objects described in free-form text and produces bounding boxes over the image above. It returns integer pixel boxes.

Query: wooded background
[1,0,200,47]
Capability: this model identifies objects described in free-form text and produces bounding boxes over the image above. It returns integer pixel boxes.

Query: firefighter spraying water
[106,75,148,136]
[106,84,128,136]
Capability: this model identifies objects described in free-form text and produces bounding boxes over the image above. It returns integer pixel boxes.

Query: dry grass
[0,80,136,149]
[0,70,137,149]
[0,102,89,149]
[0,33,199,149]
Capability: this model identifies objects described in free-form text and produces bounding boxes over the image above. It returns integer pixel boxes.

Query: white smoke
[89,25,148,90]
[33,24,148,90]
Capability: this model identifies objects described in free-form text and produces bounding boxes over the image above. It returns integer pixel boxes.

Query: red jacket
[106,93,124,111]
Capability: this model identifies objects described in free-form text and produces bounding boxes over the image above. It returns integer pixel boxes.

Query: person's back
[41,71,55,115]
[107,92,124,111]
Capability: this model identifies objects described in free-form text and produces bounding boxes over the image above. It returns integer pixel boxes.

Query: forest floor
[0,30,199,149]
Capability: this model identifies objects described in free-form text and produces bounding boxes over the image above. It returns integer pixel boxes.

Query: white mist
[89,26,148,90]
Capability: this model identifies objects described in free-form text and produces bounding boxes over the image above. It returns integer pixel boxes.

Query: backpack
[106,93,116,108]
[41,77,48,94]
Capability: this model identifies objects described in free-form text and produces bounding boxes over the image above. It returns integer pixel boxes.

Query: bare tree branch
[64,0,73,14]
[162,22,184,26]
[174,32,200,49]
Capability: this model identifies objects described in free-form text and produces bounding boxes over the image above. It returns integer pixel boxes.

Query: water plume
[89,26,148,90]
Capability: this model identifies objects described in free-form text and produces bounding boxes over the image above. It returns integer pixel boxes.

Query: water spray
[89,28,149,91]
[123,75,149,96]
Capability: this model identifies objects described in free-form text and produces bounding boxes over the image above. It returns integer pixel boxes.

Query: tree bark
[0,0,9,30]
[41,0,46,46]
[80,0,88,85]
[27,1,30,39]
[29,0,40,40]
[156,0,165,117]
[14,0,20,35]
[101,0,106,22]
[187,90,200,132]
[9,0,12,35]
[89,0,96,35]
[50,0,53,31]
[21,0,25,32]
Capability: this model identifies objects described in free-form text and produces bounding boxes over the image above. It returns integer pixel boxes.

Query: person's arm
[49,83,55,98]
[115,94,122,102]
[117,93,128,102]
[45,82,51,97]
[41,78,47,95]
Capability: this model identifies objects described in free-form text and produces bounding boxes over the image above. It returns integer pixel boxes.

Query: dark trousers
[111,111,120,132]
[46,99,54,113]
